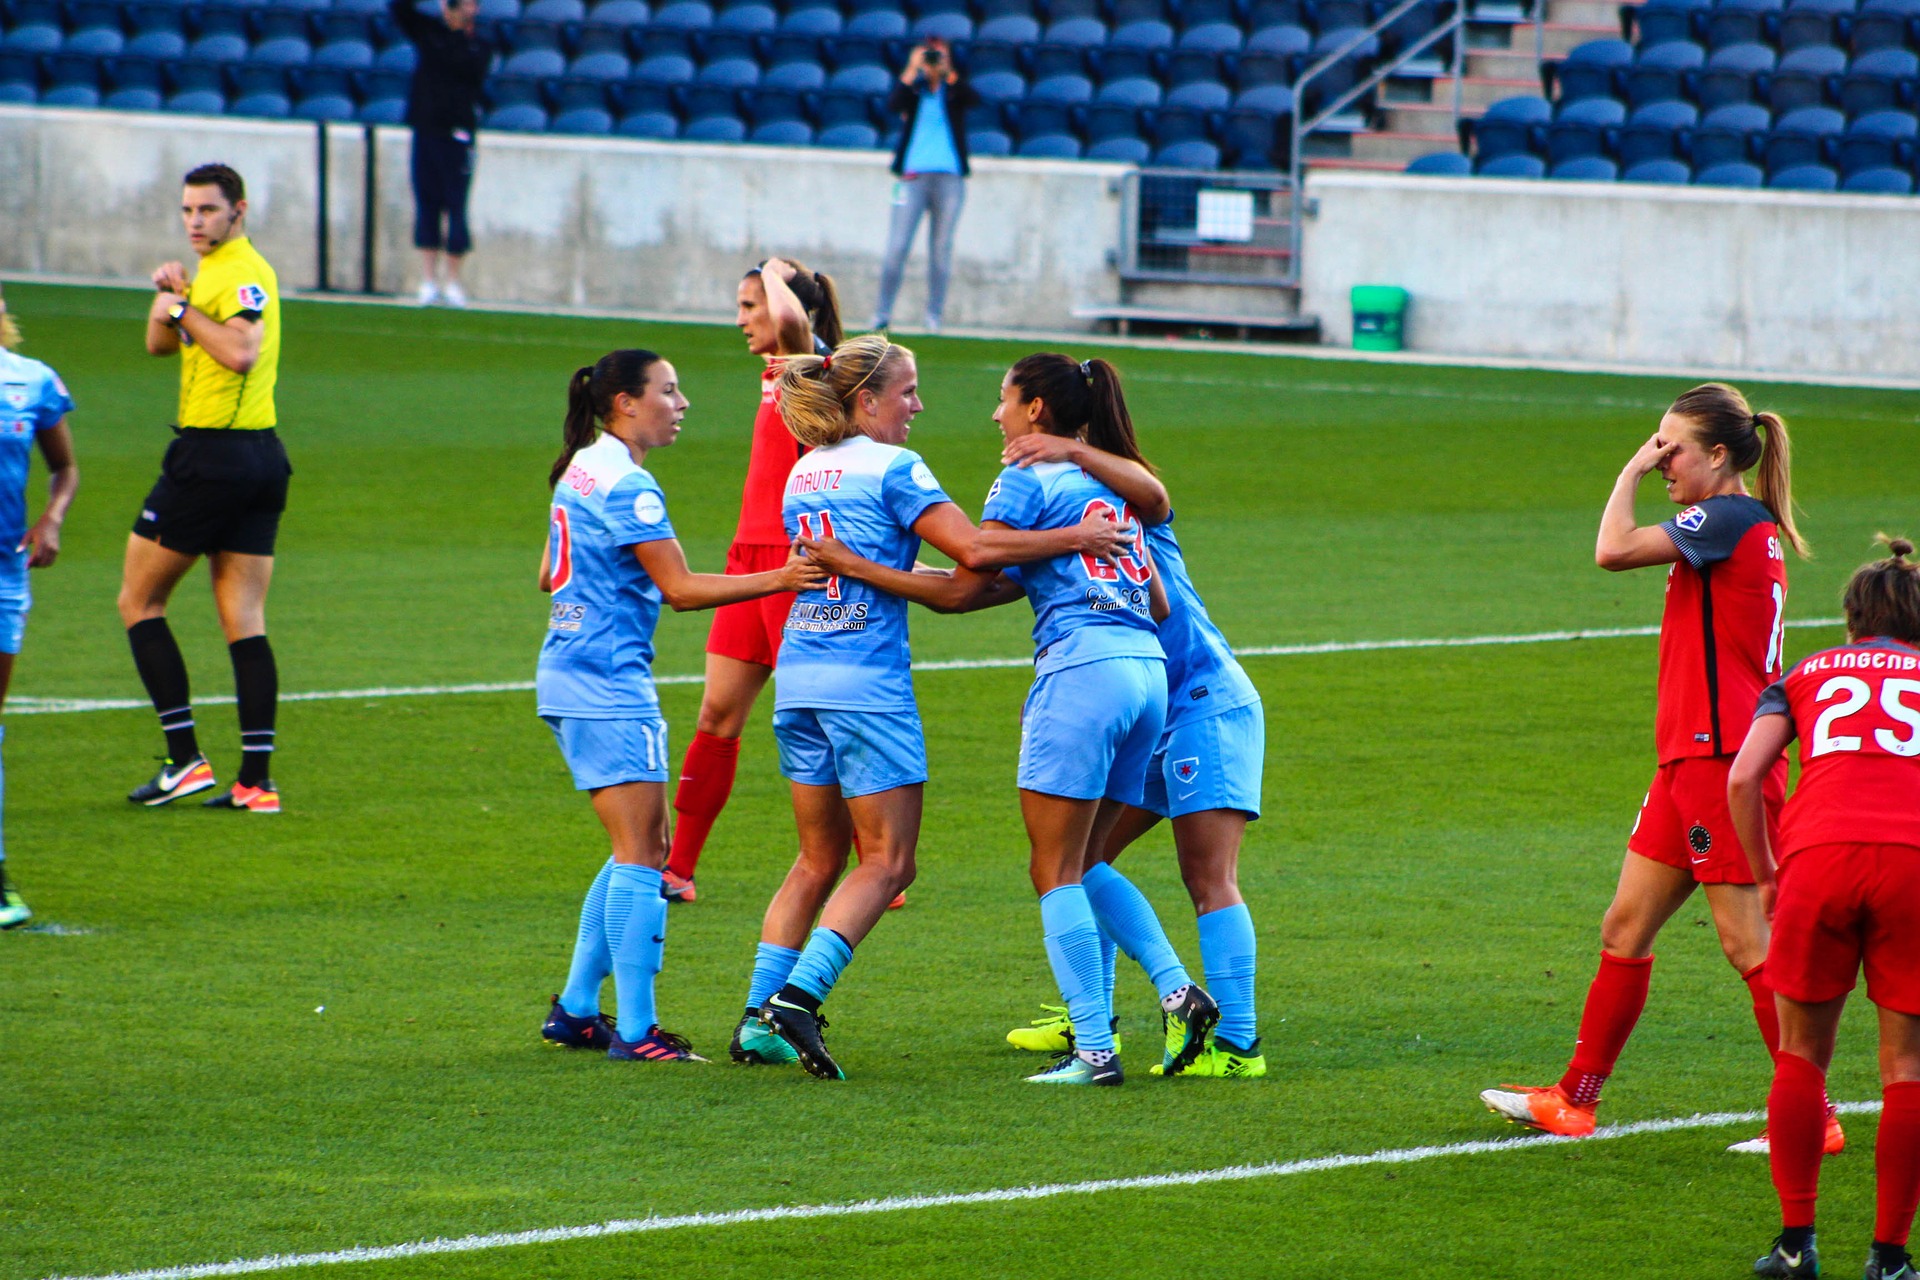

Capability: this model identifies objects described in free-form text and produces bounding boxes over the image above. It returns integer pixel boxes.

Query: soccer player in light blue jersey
[802,353,1216,1086]
[1001,428,1267,1079]
[732,335,1135,1079]
[534,349,826,1064]
[0,289,80,931]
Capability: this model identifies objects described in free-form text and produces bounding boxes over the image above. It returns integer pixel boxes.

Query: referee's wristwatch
[165,301,188,328]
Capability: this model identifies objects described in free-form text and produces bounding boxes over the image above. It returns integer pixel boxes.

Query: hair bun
[1892,537,1915,560]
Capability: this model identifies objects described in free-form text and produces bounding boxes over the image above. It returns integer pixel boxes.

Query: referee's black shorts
[133,428,293,558]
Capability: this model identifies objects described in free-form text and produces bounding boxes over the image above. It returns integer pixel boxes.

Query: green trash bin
[1350,285,1409,352]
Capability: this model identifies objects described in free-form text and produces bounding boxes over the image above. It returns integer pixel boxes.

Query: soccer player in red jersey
[1732,539,1920,1280]
[660,257,842,904]
[1481,383,1819,1143]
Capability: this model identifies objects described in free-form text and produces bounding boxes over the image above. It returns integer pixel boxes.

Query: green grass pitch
[2,281,1917,1280]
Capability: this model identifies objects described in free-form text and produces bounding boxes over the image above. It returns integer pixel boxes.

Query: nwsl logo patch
[236,284,268,311]
[1676,505,1708,533]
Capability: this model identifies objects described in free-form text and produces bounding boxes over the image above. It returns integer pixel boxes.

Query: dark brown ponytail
[1006,353,1153,470]
[1667,382,1807,557]
[1843,534,1920,644]
[549,349,660,488]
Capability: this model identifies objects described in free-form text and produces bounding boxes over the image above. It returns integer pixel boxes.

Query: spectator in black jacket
[873,39,978,333]
[388,0,491,307]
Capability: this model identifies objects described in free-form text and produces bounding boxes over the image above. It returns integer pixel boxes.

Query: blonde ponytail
[773,334,913,449]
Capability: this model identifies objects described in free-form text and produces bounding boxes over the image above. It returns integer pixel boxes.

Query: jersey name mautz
[786,468,845,496]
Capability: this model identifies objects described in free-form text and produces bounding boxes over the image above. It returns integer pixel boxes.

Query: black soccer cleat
[127,755,217,806]
[1866,1246,1916,1280]
[1754,1233,1820,1278]
[541,995,616,1051]
[1159,983,1220,1076]
[761,995,845,1080]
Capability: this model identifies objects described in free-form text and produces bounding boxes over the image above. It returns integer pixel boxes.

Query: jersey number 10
[549,505,574,594]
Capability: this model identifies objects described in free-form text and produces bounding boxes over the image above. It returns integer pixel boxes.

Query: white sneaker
[442,281,468,308]
[923,316,941,334]
[416,281,440,306]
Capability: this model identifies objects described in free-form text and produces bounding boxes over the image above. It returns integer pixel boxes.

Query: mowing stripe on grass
[45,1101,1884,1280]
[9,617,1846,716]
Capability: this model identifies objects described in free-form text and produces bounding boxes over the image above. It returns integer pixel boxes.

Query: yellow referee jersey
[178,236,280,429]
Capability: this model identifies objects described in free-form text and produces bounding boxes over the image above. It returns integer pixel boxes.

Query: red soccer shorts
[704,542,793,669]
[1769,841,1920,1014]
[1627,755,1786,884]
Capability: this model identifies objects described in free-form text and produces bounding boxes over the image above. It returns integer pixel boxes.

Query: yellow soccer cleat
[1155,1036,1267,1078]
[1006,1006,1124,1054]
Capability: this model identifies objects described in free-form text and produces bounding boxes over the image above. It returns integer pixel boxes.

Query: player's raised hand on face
[1626,431,1678,478]
[781,543,832,592]
[1001,433,1080,468]
[19,516,60,568]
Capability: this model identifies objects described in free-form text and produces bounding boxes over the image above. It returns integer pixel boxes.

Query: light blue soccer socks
[1198,903,1259,1047]
[746,941,804,1011]
[784,927,854,1006]
[1039,885,1114,1054]
[603,863,667,1041]
[558,858,614,1019]
[1098,922,1118,1012]
[1082,861,1192,1000]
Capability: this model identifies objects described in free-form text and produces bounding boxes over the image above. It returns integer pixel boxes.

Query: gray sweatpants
[872,172,966,329]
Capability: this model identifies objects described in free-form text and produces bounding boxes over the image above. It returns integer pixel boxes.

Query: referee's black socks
[229,634,277,788]
[127,618,199,764]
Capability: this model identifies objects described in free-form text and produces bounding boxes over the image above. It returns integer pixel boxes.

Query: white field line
[8,617,1847,717]
[43,1100,1884,1280]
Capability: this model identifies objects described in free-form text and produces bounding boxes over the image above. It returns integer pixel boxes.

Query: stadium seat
[1221,106,1283,167]
[1015,96,1079,147]
[0,48,36,100]
[1178,19,1244,52]
[749,117,813,143]
[1551,38,1634,104]
[1030,70,1094,101]
[313,13,376,69]
[1406,149,1472,173]
[1246,0,1305,28]
[911,10,972,40]
[291,65,357,118]
[1777,0,1855,50]
[976,12,1040,41]
[1,0,62,55]
[632,49,693,84]
[1694,157,1765,182]
[484,72,549,128]
[185,12,250,63]
[1087,134,1152,161]
[63,1,128,58]
[1299,27,1379,119]
[1696,41,1776,110]
[694,52,757,87]
[1625,40,1705,107]
[230,63,292,116]
[815,86,876,132]
[1018,131,1084,156]
[1704,0,1784,50]
[1841,162,1915,188]
[1768,43,1845,112]
[1630,0,1711,45]
[1550,155,1619,179]
[105,54,166,108]
[125,4,188,60]
[1234,79,1293,113]
[1689,100,1772,165]
[1160,48,1222,87]
[1768,160,1840,185]
[1244,20,1310,56]
[1476,151,1546,176]
[966,124,1013,153]
[354,66,409,120]
[1838,47,1918,117]
[568,41,630,80]
[40,52,101,106]
[372,39,416,72]
[1111,16,1174,47]
[843,8,907,37]
[1763,103,1845,170]
[588,0,652,25]
[825,62,890,95]
[1378,0,1449,70]
[1177,0,1238,25]
[1618,98,1699,166]
[1154,137,1220,166]
[760,58,824,90]
[1849,0,1920,53]
[550,76,614,130]
[714,0,776,32]
[164,58,227,112]
[1546,95,1626,162]
[524,0,587,20]
[1166,77,1231,109]
[503,20,567,75]
[1236,49,1295,90]
[1836,107,1917,172]
[776,3,839,37]
[1623,156,1695,180]
[617,105,678,134]
[1468,94,1550,162]
[1313,0,1371,32]
[1096,73,1163,106]
[651,0,712,29]
[683,111,747,138]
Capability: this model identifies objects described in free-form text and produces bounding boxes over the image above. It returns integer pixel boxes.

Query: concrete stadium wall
[1301,169,1920,381]
[0,105,1128,330]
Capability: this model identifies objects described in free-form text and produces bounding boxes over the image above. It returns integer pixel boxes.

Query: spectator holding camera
[873,39,978,334]
[389,0,491,307]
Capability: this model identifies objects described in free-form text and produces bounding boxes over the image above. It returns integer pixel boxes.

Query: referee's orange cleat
[1727,1108,1847,1156]
[203,781,280,813]
[1480,1083,1597,1137]
[888,891,907,910]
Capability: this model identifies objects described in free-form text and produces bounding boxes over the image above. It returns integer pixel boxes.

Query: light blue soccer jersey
[536,433,678,719]
[775,435,952,712]
[1146,519,1260,730]
[981,460,1163,676]
[0,349,73,546]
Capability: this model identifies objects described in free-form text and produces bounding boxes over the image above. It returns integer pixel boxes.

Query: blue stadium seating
[1546,94,1625,162]
[1617,98,1698,166]
[105,52,163,107]
[292,64,355,118]
[42,51,101,104]
[551,75,612,130]
[1768,160,1838,185]
[1690,101,1771,166]
[1842,163,1915,188]
[1696,157,1765,182]
[165,58,226,111]
[1468,94,1549,161]
[1839,46,1918,114]
[1837,106,1918,171]
[1630,0,1711,46]
[1477,151,1546,176]
[484,72,547,128]
[1550,154,1618,179]
[1405,148,1471,173]
[3,0,63,55]
[1768,42,1845,111]
[231,62,291,114]
[1697,40,1775,109]
[64,1,127,58]
[1623,156,1694,180]
[1763,102,1844,170]
[1778,0,1854,52]
[1551,37,1632,102]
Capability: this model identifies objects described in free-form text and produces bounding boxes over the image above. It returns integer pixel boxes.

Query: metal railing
[1285,0,1468,283]
[1117,168,1296,286]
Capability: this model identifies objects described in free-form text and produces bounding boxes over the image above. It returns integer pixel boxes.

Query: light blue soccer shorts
[1017,655,1167,805]
[542,714,670,790]
[0,547,30,656]
[1140,700,1266,820]
[774,706,928,799]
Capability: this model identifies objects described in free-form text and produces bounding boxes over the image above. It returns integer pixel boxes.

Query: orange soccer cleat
[660,870,697,903]
[1480,1083,1598,1137]
[1727,1107,1847,1156]
[203,781,280,813]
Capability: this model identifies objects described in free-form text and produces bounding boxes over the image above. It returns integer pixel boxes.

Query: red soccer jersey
[1655,493,1789,763]
[1755,638,1920,857]
[733,364,805,546]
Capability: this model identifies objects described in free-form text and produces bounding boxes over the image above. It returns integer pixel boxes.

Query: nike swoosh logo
[1781,1253,1802,1267]
[650,936,665,944]
[1176,789,1199,800]
[160,764,198,788]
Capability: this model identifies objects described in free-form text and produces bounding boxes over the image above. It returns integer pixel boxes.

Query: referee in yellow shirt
[120,163,290,813]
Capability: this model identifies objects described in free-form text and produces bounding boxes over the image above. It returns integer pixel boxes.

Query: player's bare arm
[21,422,77,568]
[633,538,827,611]
[758,258,814,357]
[1728,711,1794,917]
[909,501,1132,572]
[1001,433,1172,525]
[148,292,264,375]
[1596,431,1685,570]
[799,533,1011,614]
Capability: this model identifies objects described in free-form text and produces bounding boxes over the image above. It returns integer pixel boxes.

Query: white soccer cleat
[442,281,468,308]
[416,281,440,306]
[1728,1134,1770,1154]
[1480,1088,1538,1124]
